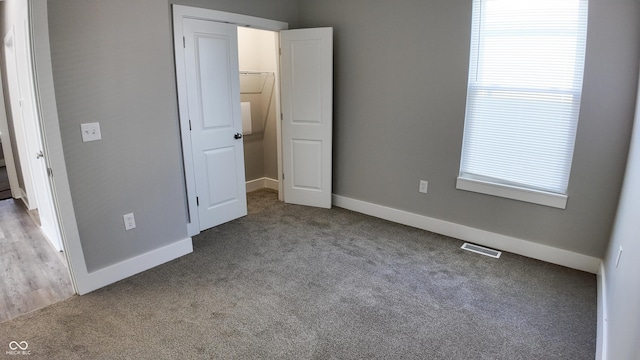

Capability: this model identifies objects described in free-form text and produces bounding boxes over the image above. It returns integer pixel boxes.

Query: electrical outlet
[123,213,136,231]
[419,180,428,194]
[81,122,102,142]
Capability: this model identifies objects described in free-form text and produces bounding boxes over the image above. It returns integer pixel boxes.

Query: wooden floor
[0,198,74,323]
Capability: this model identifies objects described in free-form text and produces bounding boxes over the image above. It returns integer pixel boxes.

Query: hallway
[0,198,73,322]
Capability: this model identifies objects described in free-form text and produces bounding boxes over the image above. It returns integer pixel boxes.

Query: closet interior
[237,27,280,194]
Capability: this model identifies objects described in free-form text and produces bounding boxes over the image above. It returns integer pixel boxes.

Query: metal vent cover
[461,243,501,259]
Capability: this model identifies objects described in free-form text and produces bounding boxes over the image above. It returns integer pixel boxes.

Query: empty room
[1,0,639,359]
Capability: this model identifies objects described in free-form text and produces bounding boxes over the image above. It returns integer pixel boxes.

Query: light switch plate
[81,122,102,142]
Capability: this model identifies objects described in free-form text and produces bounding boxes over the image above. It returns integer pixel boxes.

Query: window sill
[456,177,568,209]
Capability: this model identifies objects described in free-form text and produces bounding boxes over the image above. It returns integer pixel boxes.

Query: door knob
[234,133,243,139]
[36,151,44,159]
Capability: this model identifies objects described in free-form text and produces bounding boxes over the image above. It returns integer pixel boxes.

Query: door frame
[173,5,287,236]
[28,0,84,293]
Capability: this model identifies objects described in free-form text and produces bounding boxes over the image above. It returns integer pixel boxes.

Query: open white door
[4,14,62,251]
[182,18,247,231]
[18,14,62,251]
[280,28,333,209]
[4,27,36,208]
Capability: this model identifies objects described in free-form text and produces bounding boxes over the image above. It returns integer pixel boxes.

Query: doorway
[237,27,280,197]
[0,0,74,317]
[3,8,62,252]
[173,6,333,237]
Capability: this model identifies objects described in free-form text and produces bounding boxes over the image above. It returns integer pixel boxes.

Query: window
[457,0,588,209]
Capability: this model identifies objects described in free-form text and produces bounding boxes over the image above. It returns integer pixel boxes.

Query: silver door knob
[36,151,44,159]
[234,133,243,139]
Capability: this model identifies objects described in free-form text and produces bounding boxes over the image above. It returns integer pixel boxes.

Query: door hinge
[183,36,186,48]
[196,196,199,206]
[279,48,281,56]
[47,168,53,177]
[189,119,192,130]
[280,113,283,121]
[282,173,285,180]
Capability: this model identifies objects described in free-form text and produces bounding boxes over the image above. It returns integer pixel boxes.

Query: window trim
[456,176,568,209]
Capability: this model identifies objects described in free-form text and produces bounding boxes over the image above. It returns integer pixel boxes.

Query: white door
[5,18,62,251]
[183,18,247,231]
[280,28,333,208]
[4,28,36,208]
[17,16,62,251]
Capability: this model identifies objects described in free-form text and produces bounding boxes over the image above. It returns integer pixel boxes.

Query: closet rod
[239,71,273,75]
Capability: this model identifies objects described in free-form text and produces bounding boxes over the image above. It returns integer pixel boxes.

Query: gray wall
[47,0,298,272]
[42,0,640,271]
[299,0,640,258]
[603,70,640,359]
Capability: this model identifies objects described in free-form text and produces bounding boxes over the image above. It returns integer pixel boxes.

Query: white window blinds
[459,0,588,200]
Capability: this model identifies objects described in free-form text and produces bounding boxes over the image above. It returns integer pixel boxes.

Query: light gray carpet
[0,189,596,359]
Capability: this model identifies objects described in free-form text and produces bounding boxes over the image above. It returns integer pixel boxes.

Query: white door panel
[198,36,234,129]
[204,146,239,206]
[290,43,323,122]
[281,28,333,208]
[291,140,322,190]
[183,18,247,231]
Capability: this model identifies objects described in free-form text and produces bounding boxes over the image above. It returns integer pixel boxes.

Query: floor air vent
[461,243,501,259]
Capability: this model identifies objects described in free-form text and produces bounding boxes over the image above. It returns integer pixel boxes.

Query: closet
[237,27,280,194]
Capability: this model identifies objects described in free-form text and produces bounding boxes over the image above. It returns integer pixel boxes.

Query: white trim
[332,194,601,273]
[596,263,608,360]
[456,176,568,209]
[173,7,199,237]
[173,6,288,31]
[246,177,279,193]
[17,187,27,201]
[246,178,264,193]
[74,238,193,295]
[274,34,284,202]
[172,5,288,237]
[264,177,278,191]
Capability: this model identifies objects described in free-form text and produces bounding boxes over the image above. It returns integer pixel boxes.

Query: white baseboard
[332,195,601,274]
[75,237,193,295]
[246,177,278,193]
[596,263,608,360]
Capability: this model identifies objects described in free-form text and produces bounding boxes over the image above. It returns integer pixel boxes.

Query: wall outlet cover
[419,180,428,194]
[123,213,136,231]
[81,122,102,142]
